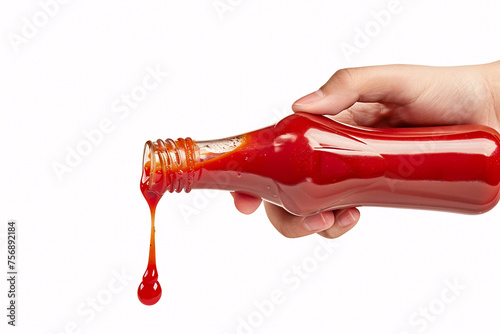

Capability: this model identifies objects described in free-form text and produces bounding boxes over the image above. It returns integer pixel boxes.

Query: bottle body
[142,113,500,216]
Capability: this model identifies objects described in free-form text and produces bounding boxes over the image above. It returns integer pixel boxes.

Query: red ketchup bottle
[141,113,500,216]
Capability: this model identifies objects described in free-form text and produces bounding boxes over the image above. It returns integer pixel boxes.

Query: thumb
[292,65,416,115]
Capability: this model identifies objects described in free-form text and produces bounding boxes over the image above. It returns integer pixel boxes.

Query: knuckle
[321,68,358,94]
[332,68,356,85]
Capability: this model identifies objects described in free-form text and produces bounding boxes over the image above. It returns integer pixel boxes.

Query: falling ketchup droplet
[138,264,162,305]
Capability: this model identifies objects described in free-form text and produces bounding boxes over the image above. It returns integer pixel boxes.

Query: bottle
[140,112,500,216]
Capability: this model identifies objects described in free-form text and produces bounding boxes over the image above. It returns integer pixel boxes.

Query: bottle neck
[141,135,244,195]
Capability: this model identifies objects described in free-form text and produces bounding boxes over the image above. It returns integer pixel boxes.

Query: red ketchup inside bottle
[144,113,500,216]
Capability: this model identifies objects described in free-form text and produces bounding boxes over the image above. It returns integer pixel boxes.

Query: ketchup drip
[138,158,163,306]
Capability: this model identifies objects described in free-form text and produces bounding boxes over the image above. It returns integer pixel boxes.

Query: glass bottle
[140,113,500,216]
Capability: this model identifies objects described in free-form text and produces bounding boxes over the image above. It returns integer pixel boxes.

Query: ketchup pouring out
[138,145,164,306]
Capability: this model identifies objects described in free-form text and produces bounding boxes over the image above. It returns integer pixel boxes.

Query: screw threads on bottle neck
[142,137,200,194]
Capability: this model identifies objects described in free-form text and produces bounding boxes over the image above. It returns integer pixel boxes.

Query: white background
[1,1,500,333]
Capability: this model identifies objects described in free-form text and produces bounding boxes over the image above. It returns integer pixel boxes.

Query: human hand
[232,61,500,239]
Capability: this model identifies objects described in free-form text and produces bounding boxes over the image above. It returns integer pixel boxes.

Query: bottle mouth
[141,138,199,194]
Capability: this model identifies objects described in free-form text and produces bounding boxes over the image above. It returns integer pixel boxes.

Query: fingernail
[336,209,359,228]
[303,213,329,232]
[293,90,324,106]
